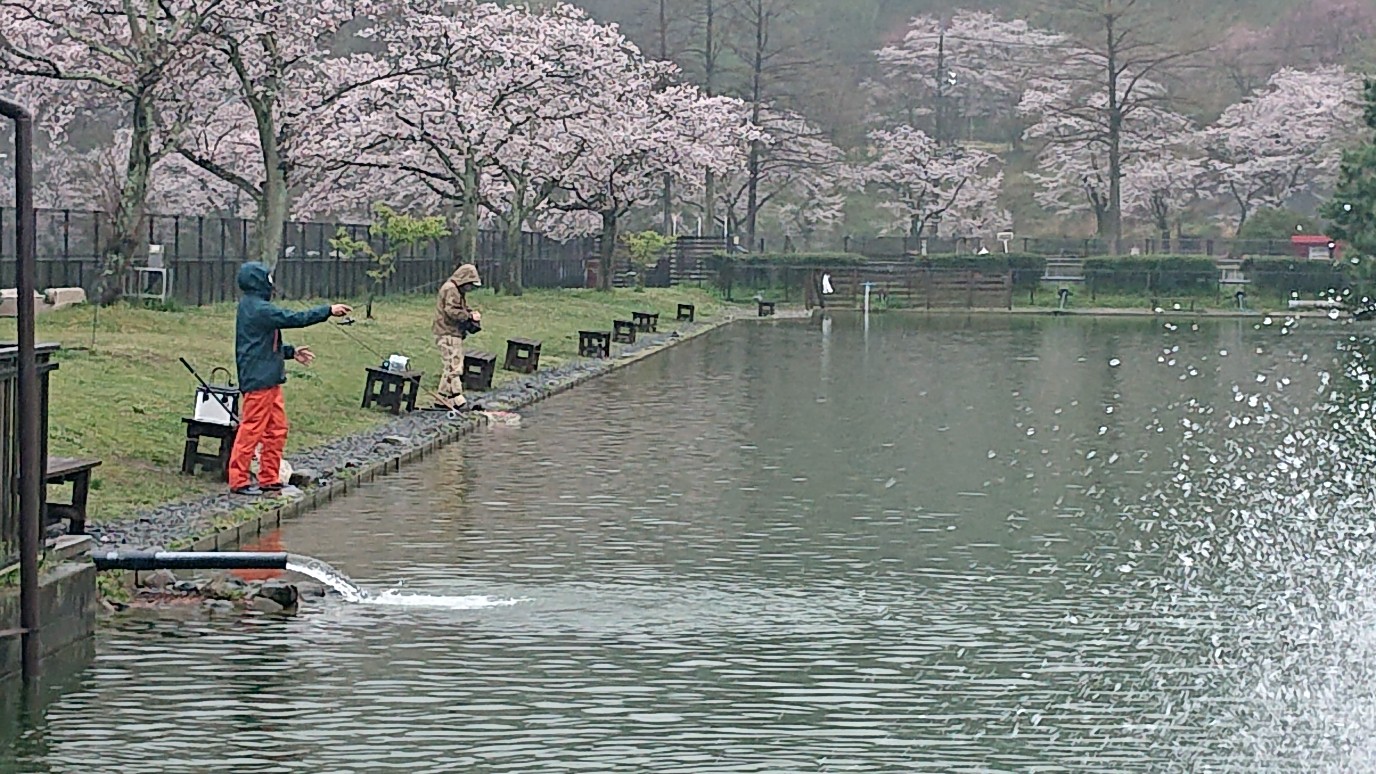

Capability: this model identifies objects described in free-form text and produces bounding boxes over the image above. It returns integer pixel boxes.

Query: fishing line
[277,292,476,416]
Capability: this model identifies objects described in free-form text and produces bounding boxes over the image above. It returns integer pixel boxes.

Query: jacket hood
[237,262,273,298]
[449,264,481,287]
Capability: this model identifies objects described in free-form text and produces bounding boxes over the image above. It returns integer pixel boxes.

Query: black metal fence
[0,208,595,305]
[841,235,1305,259]
[721,263,1362,312]
[0,344,57,568]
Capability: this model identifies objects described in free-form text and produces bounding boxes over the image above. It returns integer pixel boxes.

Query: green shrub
[1240,257,1350,298]
[1083,256,1218,294]
[709,251,868,267]
[916,254,1046,289]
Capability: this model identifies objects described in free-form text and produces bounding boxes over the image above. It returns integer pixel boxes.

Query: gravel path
[82,315,750,550]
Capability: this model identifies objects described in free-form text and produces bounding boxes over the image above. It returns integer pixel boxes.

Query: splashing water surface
[364,590,527,610]
[286,553,525,610]
[285,554,369,602]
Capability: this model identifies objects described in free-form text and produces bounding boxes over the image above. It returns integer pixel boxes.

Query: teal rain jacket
[235,262,332,393]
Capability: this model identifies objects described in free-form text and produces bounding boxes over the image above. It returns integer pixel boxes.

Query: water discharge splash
[285,554,369,602]
[286,553,526,610]
[364,590,526,610]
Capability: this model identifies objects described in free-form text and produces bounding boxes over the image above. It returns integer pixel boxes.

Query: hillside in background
[576,0,1375,242]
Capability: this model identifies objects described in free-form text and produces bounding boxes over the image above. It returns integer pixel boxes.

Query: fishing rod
[179,357,242,424]
[276,290,480,416]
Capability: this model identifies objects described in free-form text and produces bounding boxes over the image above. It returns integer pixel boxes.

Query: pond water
[6,313,1376,772]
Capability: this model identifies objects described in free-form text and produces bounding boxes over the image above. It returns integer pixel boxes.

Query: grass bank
[0,287,726,521]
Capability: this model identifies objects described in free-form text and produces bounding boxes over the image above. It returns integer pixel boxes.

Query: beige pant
[435,334,466,408]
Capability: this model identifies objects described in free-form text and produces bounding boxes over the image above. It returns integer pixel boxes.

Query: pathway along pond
[7,314,1376,771]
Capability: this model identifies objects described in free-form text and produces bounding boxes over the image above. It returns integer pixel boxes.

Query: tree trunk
[502,214,525,297]
[746,142,761,251]
[598,210,618,292]
[662,174,674,235]
[255,171,289,269]
[95,94,156,305]
[1103,17,1124,252]
[457,159,481,265]
[745,0,764,252]
[705,171,717,235]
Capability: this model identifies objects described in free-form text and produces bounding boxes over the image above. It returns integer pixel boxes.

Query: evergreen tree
[1325,79,1376,257]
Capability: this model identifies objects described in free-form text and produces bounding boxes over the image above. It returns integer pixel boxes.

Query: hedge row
[708,253,1358,297]
[712,252,1049,290]
[1081,256,1218,294]
[1240,257,1351,297]
[708,251,868,267]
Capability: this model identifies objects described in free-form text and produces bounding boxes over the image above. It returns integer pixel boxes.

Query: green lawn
[0,287,727,522]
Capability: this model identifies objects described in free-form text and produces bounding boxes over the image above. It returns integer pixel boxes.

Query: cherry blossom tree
[0,0,223,301]
[1121,153,1205,239]
[761,192,847,250]
[1022,72,1193,240]
[862,125,1003,239]
[313,2,667,293]
[40,129,241,215]
[1201,66,1364,233]
[171,0,409,268]
[717,108,848,249]
[1021,0,1203,245]
[550,83,753,290]
[870,11,1064,147]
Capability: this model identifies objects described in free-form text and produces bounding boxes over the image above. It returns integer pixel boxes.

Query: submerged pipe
[92,551,289,571]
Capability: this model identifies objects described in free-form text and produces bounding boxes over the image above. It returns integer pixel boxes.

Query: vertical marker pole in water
[820,314,831,385]
[862,282,873,339]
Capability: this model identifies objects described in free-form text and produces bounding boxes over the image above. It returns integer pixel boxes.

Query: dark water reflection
[6,313,1376,772]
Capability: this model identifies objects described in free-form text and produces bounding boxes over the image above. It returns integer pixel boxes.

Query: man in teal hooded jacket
[230,262,350,495]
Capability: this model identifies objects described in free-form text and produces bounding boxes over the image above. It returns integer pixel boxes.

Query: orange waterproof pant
[228,386,288,490]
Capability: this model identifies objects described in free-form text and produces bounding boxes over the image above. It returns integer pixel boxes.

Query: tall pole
[0,97,41,682]
[935,29,947,146]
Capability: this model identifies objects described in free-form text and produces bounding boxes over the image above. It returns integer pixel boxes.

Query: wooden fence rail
[0,344,58,568]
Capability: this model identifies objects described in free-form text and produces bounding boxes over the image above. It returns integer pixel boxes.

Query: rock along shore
[84,307,810,551]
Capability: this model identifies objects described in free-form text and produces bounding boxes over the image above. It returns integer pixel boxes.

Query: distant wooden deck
[823,265,1014,310]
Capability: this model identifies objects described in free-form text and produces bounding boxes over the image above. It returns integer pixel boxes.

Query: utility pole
[934,27,954,146]
[659,0,674,235]
[935,28,946,145]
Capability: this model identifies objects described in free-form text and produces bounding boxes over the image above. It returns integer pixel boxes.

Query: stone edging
[177,308,810,554]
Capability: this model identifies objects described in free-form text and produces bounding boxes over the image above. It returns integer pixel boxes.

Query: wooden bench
[612,320,637,344]
[579,331,611,358]
[757,300,776,317]
[182,417,236,481]
[361,366,423,415]
[461,351,497,392]
[632,312,659,333]
[503,338,542,374]
[45,457,101,535]
[676,303,695,322]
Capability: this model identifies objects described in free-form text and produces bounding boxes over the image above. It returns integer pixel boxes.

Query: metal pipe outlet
[91,551,290,571]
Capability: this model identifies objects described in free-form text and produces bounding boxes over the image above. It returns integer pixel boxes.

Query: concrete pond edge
[158,308,811,557]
